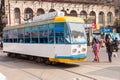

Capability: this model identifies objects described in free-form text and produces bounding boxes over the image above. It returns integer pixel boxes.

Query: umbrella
[92,34,99,43]
[92,34,98,38]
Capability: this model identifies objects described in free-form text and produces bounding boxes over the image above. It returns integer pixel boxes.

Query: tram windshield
[67,23,86,43]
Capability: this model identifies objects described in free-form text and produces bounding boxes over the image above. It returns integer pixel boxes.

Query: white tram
[3,11,87,64]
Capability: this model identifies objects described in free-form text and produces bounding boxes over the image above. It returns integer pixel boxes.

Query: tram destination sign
[33,11,65,22]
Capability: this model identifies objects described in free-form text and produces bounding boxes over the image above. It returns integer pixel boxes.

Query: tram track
[0,59,44,80]
[0,58,98,80]
[49,64,97,80]
[61,69,97,80]
[0,53,97,80]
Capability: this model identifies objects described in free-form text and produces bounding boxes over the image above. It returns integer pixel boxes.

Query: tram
[3,11,87,64]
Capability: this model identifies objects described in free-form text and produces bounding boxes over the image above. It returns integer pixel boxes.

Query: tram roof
[3,16,84,31]
[54,16,84,23]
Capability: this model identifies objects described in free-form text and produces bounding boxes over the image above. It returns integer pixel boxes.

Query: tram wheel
[29,56,34,61]
[15,54,20,58]
[11,53,16,58]
[7,53,12,57]
[35,57,44,63]
[45,59,52,65]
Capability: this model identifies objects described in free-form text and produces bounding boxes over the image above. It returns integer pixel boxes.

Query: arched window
[49,9,55,12]
[80,11,87,19]
[107,12,113,25]
[37,8,45,16]
[14,8,21,24]
[70,10,77,16]
[99,12,105,25]
[61,10,67,16]
[24,8,33,20]
[89,11,96,24]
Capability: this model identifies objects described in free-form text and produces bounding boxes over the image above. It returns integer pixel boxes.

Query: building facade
[5,0,115,29]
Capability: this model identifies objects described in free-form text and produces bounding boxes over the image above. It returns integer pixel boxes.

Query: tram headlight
[72,49,77,53]
[82,48,86,52]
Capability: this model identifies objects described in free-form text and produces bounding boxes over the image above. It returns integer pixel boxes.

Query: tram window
[32,38,38,43]
[31,32,38,43]
[32,27,38,31]
[9,39,12,42]
[3,32,7,39]
[18,38,24,43]
[3,39,6,42]
[3,31,9,42]
[13,38,17,43]
[25,38,30,43]
[7,30,13,43]
[40,38,48,43]
[65,24,70,44]
[40,30,48,43]
[56,32,64,36]
[56,37,64,44]
[25,32,30,37]
[54,25,65,44]
[49,30,54,36]
[18,28,24,43]
[55,23,64,28]
[12,29,18,43]
[40,31,48,37]
[25,32,30,43]
[49,37,54,43]
[49,24,54,28]
[49,30,54,43]
[18,36,24,43]
[6,39,9,42]
[39,24,48,31]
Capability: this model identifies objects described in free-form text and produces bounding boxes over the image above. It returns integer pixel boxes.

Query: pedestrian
[92,38,100,62]
[100,38,105,47]
[113,37,119,52]
[105,37,113,63]
[92,38,96,61]
[105,34,110,42]
[0,40,3,48]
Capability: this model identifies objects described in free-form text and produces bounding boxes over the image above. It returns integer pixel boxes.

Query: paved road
[0,46,120,80]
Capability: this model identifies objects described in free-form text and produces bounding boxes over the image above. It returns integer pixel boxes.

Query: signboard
[92,23,96,30]
[33,10,64,22]
[85,24,92,28]
[101,28,112,33]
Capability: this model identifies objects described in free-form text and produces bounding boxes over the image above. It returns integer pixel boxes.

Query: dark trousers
[108,52,112,62]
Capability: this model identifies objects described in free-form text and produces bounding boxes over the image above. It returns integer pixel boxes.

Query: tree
[0,0,5,37]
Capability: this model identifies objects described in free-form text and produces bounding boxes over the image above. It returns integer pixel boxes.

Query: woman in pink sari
[93,38,100,62]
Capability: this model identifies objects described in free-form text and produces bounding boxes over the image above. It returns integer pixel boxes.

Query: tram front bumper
[49,54,87,64]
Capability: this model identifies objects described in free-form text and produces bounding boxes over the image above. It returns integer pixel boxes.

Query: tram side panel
[3,43,55,58]
[3,43,87,63]
[54,45,71,56]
